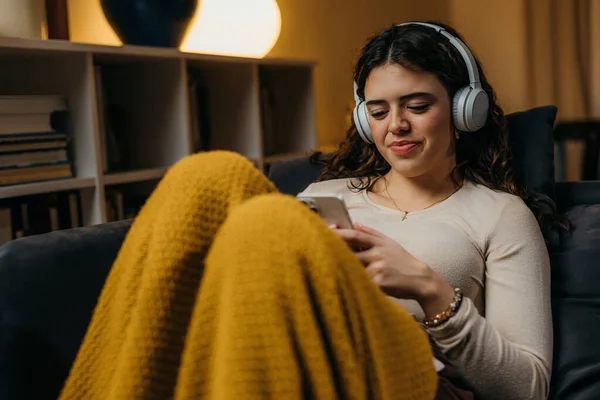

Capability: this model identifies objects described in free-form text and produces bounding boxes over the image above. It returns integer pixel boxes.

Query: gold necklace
[383,177,462,221]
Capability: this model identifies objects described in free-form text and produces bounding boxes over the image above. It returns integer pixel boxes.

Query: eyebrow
[365,92,434,106]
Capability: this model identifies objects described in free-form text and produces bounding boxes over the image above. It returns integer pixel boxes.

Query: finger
[354,222,386,238]
[331,228,367,252]
[336,228,379,249]
[355,248,379,266]
[364,260,385,278]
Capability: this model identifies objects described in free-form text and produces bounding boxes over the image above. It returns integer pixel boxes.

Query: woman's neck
[373,166,463,213]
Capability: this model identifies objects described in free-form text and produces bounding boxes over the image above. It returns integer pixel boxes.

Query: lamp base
[100,0,199,48]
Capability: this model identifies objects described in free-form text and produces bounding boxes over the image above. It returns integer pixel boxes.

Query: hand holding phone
[297,194,354,230]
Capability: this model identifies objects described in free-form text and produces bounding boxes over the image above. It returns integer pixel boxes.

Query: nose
[388,107,410,134]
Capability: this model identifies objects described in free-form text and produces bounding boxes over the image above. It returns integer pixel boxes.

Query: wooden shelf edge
[0,37,317,66]
[0,177,96,199]
[104,167,167,186]
[0,36,180,59]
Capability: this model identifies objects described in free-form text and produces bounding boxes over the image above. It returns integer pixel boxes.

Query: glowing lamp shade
[180,0,281,58]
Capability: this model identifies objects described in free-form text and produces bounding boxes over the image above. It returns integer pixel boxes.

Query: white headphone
[353,22,490,144]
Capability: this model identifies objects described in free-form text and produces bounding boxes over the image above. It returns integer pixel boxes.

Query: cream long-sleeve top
[298,178,553,400]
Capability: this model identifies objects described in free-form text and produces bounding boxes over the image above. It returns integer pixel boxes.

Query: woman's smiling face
[364,62,456,179]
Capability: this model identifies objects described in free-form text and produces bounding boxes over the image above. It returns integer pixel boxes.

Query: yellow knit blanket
[59,151,437,399]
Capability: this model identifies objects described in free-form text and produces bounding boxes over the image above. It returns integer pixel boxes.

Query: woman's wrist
[418,270,457,319]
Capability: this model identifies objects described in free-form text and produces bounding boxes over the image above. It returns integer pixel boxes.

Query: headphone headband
[398,22,481,89]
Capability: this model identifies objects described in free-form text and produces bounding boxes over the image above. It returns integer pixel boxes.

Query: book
[0,113,53,135]
[0,136,68,153]
[0,149,69,168]
[0,162,73,187]
[0,95,67,114]
[0,208,11,245]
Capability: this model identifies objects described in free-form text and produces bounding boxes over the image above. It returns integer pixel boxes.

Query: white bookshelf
[0,37,318,228]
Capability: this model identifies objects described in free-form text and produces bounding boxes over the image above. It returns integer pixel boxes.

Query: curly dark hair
[313,21,569,239]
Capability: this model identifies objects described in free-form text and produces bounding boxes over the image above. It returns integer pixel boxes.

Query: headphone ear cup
[453,86,490,132]
[353,100,374,143]
[464,87,489,131]
[452,86,470,132]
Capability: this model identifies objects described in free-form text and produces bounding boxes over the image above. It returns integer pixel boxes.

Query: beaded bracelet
[422,287,464,328]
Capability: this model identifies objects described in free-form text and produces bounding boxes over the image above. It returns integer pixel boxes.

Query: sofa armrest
[0,219,133,400]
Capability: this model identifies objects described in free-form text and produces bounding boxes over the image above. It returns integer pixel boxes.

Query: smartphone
[297,194,354,229]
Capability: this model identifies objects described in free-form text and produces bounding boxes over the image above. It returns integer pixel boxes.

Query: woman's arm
[427,198,553,400]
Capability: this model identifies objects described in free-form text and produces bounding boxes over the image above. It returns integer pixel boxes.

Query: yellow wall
[67,1,120,46]
[447,0,597,181]
[448,0,530,114]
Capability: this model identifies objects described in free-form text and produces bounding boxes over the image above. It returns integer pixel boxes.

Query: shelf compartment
[0,185,99,243]
[258,65,317,157]
[0,52,100,181]
[94,57,189,172]
[186,60,262,160]
[103,180,159,223]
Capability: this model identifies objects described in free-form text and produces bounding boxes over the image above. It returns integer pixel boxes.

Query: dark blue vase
[100,0,199,48]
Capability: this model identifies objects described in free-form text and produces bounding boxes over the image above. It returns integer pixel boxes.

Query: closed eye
[407,104,430,113]
[370,110,387,119]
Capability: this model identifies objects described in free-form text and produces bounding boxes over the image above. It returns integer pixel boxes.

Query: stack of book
[0,95,73,187]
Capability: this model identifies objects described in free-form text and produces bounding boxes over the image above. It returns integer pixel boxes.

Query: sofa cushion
[0,219,133,400]
[549,204,600,400]
[268,155,323,196]
[506,105,558,199]
[269,106,559,198]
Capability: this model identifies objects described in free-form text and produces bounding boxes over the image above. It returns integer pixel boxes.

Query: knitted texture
[59,150,437,400]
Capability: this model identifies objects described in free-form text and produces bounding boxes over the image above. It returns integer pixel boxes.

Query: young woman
[301,21,554,399]
[59,22,553,400]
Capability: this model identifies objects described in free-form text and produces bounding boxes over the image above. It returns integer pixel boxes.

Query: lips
[389,140,422,156]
